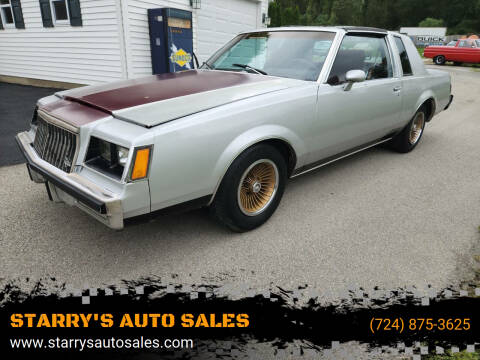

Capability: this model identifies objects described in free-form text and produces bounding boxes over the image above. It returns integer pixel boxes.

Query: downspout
[116,0,129,79]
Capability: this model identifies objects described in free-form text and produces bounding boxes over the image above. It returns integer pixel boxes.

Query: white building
[0,0,270,86]
[399,27,447,46]
[399,27,447,37]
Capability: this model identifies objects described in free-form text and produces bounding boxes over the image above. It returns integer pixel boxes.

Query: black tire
[389,106,427,153]
[210,144,287,232]
[434,55,446,65]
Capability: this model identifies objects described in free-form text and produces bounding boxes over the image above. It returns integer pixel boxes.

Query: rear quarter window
[394,37,413,76]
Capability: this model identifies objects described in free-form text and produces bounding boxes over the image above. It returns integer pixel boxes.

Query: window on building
[40,0,82,27]
[0,0,14,27]
[50,0,69,24]
[394,37,413,76]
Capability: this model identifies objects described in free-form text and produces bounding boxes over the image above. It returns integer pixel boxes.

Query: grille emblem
[64,157,72,168]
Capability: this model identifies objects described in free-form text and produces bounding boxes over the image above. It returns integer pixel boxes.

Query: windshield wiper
[232,64,267,75]
[201,62,213,69]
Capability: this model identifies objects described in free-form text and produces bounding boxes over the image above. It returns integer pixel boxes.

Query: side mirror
[343,69,366,91]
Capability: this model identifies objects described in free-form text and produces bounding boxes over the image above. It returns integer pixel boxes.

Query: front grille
[32,116,77,172]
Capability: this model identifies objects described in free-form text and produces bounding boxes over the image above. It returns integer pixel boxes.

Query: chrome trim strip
[290,137,393,178]
[37,109,79,134]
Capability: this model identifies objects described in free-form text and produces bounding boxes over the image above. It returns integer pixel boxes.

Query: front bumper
[16,131,124,229]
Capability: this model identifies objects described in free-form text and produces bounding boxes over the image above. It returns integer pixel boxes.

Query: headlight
[85,137,130,180]
[118,147,129,166]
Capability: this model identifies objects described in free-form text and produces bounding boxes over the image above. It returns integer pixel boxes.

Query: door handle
[393,86,402,92]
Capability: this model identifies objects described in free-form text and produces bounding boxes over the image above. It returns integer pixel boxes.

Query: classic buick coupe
[16,26,453,232]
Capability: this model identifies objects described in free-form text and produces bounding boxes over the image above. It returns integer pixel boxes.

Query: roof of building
[399,27,447,36]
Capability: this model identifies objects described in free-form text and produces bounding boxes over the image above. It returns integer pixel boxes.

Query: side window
[327,34,393,85]
[459,40,468,48]
[394,37,413,76]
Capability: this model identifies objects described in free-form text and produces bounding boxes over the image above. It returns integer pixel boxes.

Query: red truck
[424,38,480,65]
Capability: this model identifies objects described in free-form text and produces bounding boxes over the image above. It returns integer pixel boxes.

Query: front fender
[208,124,307,203]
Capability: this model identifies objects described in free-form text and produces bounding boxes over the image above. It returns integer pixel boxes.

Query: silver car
[16,26,453,232]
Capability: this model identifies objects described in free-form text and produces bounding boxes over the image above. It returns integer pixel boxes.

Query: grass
[424,351,480,359]
[417,47,425,58]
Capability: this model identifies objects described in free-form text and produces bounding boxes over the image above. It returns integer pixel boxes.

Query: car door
[468,39,480,63]
[307,33,403,163]
[455,39,480,63]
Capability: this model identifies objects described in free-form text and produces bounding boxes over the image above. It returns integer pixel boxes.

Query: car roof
[240,26,389,35]
[340,26,388,33]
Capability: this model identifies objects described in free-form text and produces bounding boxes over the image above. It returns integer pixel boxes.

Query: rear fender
[413,91,436,122]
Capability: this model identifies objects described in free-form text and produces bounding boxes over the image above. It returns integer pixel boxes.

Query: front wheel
[389,107,426,153]
[210,144,287,232]
[434,55,446,65]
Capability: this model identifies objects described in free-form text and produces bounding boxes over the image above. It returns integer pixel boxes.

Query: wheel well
[422,98,436,122]
[259,138,297,177]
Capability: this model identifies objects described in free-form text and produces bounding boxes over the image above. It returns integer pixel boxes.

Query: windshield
[204,31,336,81]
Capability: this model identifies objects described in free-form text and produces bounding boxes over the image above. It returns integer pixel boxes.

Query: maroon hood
[59,70,270,113]
[40,70,302,128]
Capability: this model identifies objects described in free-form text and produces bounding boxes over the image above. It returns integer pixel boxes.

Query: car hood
[54,70,305,128]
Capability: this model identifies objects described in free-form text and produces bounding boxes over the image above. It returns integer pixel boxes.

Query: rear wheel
[210,144,287,232]
[434,55,446,65]
[389,106,426,153]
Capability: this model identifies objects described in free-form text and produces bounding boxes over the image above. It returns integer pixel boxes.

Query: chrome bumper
[16,131,124,230]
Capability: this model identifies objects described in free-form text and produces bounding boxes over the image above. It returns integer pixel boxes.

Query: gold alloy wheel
[409,112,425,145]
[237,159,279,216]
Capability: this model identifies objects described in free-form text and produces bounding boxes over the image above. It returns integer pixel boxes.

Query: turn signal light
[131,147,151,180]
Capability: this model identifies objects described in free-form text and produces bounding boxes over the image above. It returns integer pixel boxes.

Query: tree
[266,0,480,34]
[329,0,361,25]
[305,0,322,24]
[281,6,301,26]
[418,17,444,27]
[268,1,282,27]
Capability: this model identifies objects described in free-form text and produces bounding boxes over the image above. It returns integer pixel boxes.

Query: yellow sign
[170,48,192,67]
[168,17,191,29]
